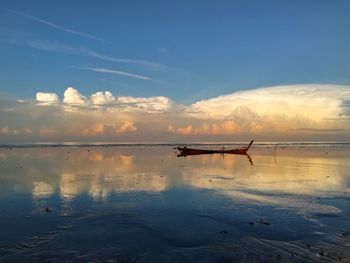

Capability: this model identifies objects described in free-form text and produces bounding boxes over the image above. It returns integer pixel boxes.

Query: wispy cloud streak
[15,39,176,72]
[74,66,152,80]
[6,9,109,43]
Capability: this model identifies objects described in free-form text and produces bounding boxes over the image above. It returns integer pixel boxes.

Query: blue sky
[1,0,350,103]
[1,1,350,142]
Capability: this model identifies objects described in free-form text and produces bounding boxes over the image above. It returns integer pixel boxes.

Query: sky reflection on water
[0,146,349,262]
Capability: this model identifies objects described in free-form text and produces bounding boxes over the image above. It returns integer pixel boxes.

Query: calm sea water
[0,144,349,262]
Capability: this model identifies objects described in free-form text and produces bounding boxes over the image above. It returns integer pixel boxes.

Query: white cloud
[35,87,174,113]
[36,92,59,104]
[116,96,173,113]
[166,84,350,135]
[188,84,350,121]
[0,127,29,135]
[63,87,88,106]
[3,84,350,141]
[16,40,176,72]
[90,91,115,105]
[77,67,152,80]
[73,88,173,113]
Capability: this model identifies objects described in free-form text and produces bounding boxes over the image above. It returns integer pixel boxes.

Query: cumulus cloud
[36,87,174,113]
[63,87,88,106]
[116,121,137,133]
[171,84,350,135]
[188,84,350,120]
[0,127,9,134]
[168,122,241,135]
[2,84,350,142]
[90,91,115,105]
[116,96,173,113]
[82,121,137,136]
[36,92,59,104]
[0,127,22,135]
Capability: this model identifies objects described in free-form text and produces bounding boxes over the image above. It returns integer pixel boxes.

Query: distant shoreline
[1,142,350,148]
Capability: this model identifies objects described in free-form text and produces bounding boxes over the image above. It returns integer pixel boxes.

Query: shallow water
[0,145,349,262]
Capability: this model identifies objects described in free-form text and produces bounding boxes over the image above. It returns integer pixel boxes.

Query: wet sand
[0,144,349,262]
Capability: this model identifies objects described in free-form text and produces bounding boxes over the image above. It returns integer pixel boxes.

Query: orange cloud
[169,122,240,135]
[39,128,58,136]
[82,121,137,136]
[1,84,349,142]
[116,121,137,133]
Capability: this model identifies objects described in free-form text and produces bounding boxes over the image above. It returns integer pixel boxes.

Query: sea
[0,143,349,262]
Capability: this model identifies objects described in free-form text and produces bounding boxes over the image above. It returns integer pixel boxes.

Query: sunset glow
[1,84,349,142]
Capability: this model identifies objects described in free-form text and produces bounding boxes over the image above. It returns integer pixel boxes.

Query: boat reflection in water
[0,144,349,262]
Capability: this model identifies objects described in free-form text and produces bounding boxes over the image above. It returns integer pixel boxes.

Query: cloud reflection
[0,146,349,215]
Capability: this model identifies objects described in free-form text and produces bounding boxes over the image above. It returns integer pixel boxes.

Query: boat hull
[176,140,254,157]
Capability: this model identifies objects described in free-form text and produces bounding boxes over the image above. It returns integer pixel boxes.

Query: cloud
[188,84,350,119]
[76,67,152,81]
[63,87,88,106]
[0,127,9,134]
[116,96,173,113]
[1,84,350,142]
[15,40,176,72]
[90,91,115,105]
[168,122,241,135]
[6,9,109,43]
[0,127,21,135]
[340,100,350,117]
[36,92,59,104]
[168,84,350,136]
[82,121,137,136]
[182,84,350,131]
[36,87,174,113]
[116,121,137,133]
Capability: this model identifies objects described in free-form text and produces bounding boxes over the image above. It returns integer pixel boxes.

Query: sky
[0,0,350,143]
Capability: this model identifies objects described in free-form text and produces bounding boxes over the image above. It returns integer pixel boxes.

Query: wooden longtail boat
[176,140,254,157]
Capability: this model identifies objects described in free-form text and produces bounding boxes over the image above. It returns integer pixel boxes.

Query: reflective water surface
[0,145,349,262]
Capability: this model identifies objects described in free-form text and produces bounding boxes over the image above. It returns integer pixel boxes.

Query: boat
[176,140,254,157]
